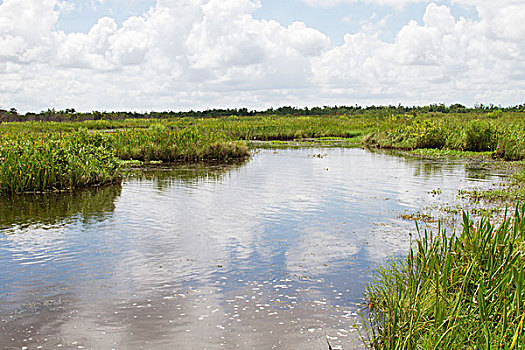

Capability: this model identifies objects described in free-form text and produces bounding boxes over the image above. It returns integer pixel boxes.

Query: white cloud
[301,0,427,9]
[311,2,525,105]
[0,0,523,111]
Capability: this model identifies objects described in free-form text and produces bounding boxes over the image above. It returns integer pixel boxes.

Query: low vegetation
[1,108,525,195]
[364,112,525,160]
[364,206,525,349]
[0,126,249,194]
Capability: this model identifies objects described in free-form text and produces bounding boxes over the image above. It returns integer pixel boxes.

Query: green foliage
[364,206,525,349]
[462,120,497,152]
[2,111,525,193]
[113,127,249,162]
[0,123,250,193]
[0,130,121,193]
[363,112,525,160]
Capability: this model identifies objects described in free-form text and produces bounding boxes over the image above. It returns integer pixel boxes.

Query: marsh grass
[0,130,120,194]
[364,206,525,349]
[364,112,525,160]
[2,111,525,193]
[0,125,249,193]
[112,125,250,162]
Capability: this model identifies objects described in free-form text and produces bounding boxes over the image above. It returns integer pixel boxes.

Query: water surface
[0,148,505,349]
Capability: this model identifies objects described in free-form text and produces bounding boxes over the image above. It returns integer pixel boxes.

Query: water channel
[0,148,506,349]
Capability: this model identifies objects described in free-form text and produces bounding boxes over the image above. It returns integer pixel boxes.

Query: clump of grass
[112,126,250,162]
[462,120,497,152]
[364,206,525,349]
[363,113,525,160]
[0,130,121,194]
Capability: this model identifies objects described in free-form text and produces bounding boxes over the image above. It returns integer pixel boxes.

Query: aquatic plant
[0,130,121,194]
[112,126,250,162]
[363,206,525,349]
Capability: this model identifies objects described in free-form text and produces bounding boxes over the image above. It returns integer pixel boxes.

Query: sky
[0,0,523,112]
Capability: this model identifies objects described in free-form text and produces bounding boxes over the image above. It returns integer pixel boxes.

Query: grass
[112,125,249,162]
[2,111,525,193]
[0,125,249,194]
[364,112,525,161]
[0,129,121,194]
[409,148,493,158]
[363,206,525,349]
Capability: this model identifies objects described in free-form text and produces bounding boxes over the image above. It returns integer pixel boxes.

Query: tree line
[1,103,524,122]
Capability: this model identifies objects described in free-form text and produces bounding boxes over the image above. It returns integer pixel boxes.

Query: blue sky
[0,0,523,112]
[56,0,479,44]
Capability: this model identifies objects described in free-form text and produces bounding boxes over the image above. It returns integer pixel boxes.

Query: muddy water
[0,149,505,349]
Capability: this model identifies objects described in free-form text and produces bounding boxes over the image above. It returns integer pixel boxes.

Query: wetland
[1,109,525,348]
[0,148,511,349]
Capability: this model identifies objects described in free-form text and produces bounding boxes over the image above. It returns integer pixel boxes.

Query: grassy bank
[0,130,121,194]
[0,126,249,194]
[364,207,525,349]
[364,112,525,160]
[2,111,525,193]
[113,125,249,162]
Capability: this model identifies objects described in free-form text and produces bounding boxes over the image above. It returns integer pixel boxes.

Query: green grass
[363,206,525,349]
[0,129,121,193]
[2,111,525,193]
[409,148,493,158]
[111,125,249,162]
[364,112,525,161]
[0,125,249,194]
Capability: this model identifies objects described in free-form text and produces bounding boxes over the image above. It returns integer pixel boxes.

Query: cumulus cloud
[311,1,525,105]
[0,0,523,111]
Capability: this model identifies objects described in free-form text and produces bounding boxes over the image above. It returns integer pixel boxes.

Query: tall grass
[112,124,249,162]
[0,125,249,193]
[364,206,525,349]
[364,112,525,160]
[2,111,525,193]
[0,130,120,193]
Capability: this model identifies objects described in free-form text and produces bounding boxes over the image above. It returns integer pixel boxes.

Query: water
[0,148,506,349]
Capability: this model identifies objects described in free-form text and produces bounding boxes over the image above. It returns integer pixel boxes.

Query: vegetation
[1,103,524,122]
[0,125,249,194]
[364,112,525,160]
[112,125,249,162]
[0,129,121,193]
[364,207,525,349]
[1,107,525,194]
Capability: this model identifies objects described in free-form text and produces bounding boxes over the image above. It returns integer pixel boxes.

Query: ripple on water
[0,148,507,349]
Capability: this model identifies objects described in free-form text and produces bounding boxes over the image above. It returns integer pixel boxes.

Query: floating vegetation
[399,211,437,223]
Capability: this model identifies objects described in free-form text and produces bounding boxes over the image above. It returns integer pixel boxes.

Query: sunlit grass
[363,206,525,349]
[2,111,525,193]
[0,130,120,193]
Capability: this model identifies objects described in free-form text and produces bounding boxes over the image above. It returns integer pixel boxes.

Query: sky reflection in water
[0,148,506,349]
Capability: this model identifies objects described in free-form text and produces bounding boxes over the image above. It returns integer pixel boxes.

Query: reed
[364,112,525,160]
[363,206,525,349]
[2,111,525,193]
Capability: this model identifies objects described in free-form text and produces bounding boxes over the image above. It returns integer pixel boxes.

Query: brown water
[0,148,506,349]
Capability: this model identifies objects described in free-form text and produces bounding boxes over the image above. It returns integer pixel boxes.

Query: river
[0,148,506,349]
